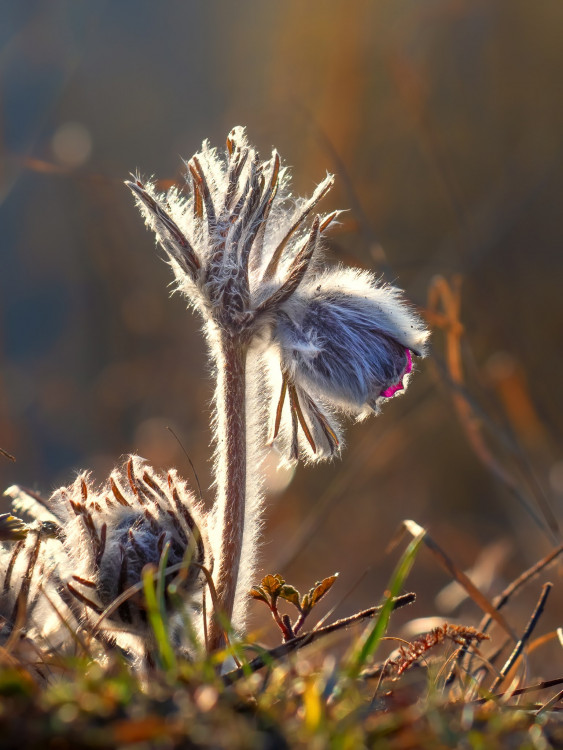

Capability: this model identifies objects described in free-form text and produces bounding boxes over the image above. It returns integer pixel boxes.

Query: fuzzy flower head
[3,457,209,649]
[53,457,209,640]
[127,127,428,464]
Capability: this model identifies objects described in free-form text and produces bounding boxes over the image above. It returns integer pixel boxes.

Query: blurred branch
[489,582,552,692]
[0,448,16,462]
[294,100,394,280]
[427,275,559,541]
[432,352,556,533]
[0,4,108,207]
[398,520,516,641]
[386,52,467,230]
[450,542,563,685]
[465,677,563,706]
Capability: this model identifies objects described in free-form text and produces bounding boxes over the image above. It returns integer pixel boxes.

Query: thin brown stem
[269,601,294,642]
[489,582,553,692]
[454,542,563,683]
[467,677,563,705]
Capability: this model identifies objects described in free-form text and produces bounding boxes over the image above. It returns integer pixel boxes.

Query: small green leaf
[261,574,285,598]
[301,593,311,614]
[249,586,269,604]
[279,585,301,609]
[310,574,338,607]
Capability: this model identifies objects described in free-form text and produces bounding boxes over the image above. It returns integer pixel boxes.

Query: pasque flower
[2,457,209,655]
[50,457,209,641]
[0,127,427,660]
[127,127,428,647]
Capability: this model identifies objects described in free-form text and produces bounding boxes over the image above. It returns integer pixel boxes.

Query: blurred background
[1,0,562,665]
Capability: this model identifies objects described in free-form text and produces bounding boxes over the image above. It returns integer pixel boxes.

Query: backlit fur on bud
[50,457,210,647]
[278,267,428,410]
[267,267,429,464]
[127,128,428,470]
[0,522,54,643]
[2,457,210,654]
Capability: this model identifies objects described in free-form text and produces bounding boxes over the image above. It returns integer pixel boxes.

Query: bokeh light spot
[51,121,92,167]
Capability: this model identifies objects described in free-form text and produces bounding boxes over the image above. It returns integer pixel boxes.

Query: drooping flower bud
[275,266,428,415]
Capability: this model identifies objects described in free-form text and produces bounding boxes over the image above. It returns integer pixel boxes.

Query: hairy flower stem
[208,331,248,652]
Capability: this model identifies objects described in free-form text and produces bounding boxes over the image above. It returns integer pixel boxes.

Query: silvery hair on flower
[0,513,61,648]
[269,266,429,462]
[1,457,209,655]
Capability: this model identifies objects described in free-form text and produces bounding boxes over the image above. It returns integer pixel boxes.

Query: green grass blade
[347,529,425,678]
[142,563,177,673]
[156,540,172,614]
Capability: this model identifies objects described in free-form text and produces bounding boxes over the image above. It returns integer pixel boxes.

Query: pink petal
[380,349,412,399]
[381,381,405,398]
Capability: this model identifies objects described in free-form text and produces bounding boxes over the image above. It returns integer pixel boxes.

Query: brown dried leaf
[310,574,338,607]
